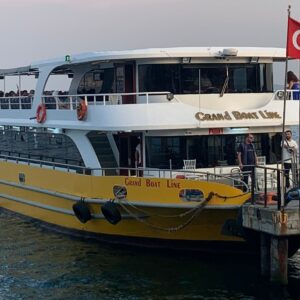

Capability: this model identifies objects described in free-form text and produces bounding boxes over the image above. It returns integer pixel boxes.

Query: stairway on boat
[87,132,118,175]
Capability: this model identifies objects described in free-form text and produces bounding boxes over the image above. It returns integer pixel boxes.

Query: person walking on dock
[237,134,258,191]
[282,130,298,189]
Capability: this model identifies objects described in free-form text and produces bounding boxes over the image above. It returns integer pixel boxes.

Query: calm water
[0,210,300,299]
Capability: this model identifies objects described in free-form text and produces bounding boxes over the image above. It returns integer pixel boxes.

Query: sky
[0,0,300,89]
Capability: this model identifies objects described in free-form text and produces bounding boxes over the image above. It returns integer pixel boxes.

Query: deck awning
[0,66,38,76]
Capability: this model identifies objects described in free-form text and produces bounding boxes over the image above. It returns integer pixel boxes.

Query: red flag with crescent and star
[287,17,300,59]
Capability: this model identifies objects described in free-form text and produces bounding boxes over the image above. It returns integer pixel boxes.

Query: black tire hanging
[101,201,122,225]
[72,202,92,223]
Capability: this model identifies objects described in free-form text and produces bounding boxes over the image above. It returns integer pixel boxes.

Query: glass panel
[77,68,115,94]
[146,136,185,169]
[138,64,180,93]
[146,133,273,169]
[181,67,199,93]
[138,63,273,94]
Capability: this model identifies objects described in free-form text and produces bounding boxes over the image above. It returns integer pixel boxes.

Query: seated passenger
[200,73,213,93]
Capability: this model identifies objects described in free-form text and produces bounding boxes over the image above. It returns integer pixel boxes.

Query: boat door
[118,134,141,175]
[115,62,136,104]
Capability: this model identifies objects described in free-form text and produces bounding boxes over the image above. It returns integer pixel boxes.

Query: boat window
[146,133,277,169]
[138,63,273,94]
[0,129,84,168]
[138,64,181,93]
[44,74,72,94]
[146,136,185,169]
[77,68,115,94]
[228,65,257,93]
[0,73,37,110]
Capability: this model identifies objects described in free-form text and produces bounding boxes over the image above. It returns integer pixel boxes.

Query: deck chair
[257,156,266,165]
[183,159,196,170]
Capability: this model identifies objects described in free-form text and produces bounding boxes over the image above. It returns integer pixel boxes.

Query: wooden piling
[260,233,270,277]
[270,236,288,285]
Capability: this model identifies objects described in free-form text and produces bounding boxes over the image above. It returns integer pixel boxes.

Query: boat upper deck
[0,46,296,131]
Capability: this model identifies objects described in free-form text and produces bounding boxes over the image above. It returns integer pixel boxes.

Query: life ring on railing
[72,201,92,223]
[101,201,121,225]
[36,103,46,123]
[77,100,87,121]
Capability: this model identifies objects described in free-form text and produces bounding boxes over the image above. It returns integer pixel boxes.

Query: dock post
[270,236,288,285]
[260,233,270,277]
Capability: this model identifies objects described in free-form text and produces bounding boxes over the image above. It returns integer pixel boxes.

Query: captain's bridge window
[138,63,273,94]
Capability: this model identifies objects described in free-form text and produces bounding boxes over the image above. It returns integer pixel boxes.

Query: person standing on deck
[237,134,258,191]
[282,130,298,189]
[287,71,300,100]
[135,137,142,167]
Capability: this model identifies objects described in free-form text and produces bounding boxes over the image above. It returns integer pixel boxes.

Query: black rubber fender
[72,202,92,223]
[101,201,121,225]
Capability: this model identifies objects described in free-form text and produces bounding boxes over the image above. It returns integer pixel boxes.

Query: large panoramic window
[0,128,83,167]
[146,133,277,169]
[138,63,273,94]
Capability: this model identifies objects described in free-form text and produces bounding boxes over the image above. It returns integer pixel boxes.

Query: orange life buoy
[77,100,87,121]
[36,103,46,123]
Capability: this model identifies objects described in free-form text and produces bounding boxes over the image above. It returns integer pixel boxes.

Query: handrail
[0,96,33,109]
[273,89,300,101]
[40,91,178,110]
[0,92,179,111]
[0,153,293,212]
[0,154,87,173]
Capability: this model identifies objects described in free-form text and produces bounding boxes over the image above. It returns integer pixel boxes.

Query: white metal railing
[0,92,176,111]
[0,96,33,109]
[273,89,300,101]
[40,91,177,110]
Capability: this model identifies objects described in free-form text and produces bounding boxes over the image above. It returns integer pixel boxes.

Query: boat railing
[273,89,300,101]
[0,152,254,189]
[41,91,178,110]
[0,153,291,207]
[0,153,87,173]
[0,96,33,109]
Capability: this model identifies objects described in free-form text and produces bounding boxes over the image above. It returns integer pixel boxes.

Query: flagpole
[298,59,300,187]
[280,5,291,209]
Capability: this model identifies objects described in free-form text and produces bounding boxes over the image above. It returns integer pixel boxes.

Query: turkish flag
[287,17,300,59]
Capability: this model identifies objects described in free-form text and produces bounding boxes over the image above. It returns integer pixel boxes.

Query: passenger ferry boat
[0,47,297,253]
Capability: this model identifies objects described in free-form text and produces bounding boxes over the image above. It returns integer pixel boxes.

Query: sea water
[0,210,299,300]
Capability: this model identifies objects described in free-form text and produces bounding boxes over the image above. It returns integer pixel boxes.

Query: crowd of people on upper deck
[0,89,70,109]
[0,89,35,109]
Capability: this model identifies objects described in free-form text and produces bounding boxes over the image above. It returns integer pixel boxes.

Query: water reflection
[0,210,298,299]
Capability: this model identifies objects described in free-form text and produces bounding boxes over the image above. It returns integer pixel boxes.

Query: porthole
[113,185,127,200]
[179,189,204,202]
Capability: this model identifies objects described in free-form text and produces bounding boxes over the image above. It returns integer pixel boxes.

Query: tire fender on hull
[101,201,121,225]
[72,202,92,223]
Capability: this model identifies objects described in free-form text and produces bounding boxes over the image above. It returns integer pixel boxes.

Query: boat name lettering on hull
[195,110,281,121]
[146,179,161,188]
[125,178,142,186]
[124,178,181,189]
[167,180,181,189]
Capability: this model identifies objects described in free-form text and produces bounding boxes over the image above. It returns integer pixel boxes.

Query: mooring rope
[116,192,214,232]
[117,192,213,219]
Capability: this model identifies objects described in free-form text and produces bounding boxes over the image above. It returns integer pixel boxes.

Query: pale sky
[1,0,300,88]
